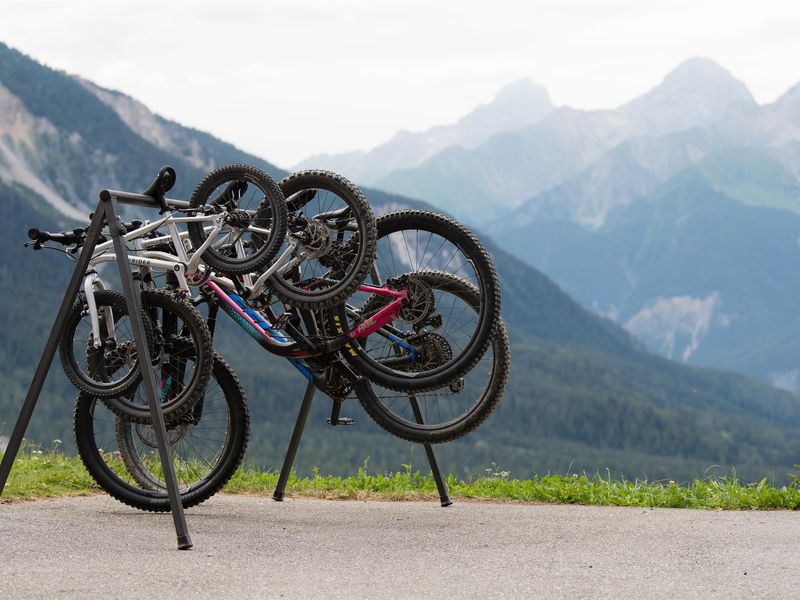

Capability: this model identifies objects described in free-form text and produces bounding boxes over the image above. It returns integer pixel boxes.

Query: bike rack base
[272,382,453,507]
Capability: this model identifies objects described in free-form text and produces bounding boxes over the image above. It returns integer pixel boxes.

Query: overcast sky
[1,0,799,168]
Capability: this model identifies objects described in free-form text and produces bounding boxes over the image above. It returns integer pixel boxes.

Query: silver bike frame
[80,211,296,346]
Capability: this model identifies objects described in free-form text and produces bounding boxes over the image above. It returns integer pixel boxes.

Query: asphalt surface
[1,495,799,599]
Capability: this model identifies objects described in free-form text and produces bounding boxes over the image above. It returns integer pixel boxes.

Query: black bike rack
[0,191,193,550]
[272,381,453,507]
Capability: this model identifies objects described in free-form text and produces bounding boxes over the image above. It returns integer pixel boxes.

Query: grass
[3,449,800,510]
[0,446,97,501]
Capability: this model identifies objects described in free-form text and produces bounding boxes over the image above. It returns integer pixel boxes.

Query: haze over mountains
[3,41,800,482]
[301,57,800,392]
[295,78,555,187]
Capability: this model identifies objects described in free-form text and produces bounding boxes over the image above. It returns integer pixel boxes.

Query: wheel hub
[301,219,333,259]
[135,421,189,447]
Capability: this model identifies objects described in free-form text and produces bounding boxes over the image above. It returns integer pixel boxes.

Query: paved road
[1,495,798,598]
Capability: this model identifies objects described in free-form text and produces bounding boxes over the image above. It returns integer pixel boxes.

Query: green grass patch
[3,449,800,509]
[226,467,800,509]
[0,444,98,501]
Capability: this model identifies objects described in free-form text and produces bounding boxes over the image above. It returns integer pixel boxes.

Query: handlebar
[28,166,189,250]
[26,219,149,250]
[27,227,86,246]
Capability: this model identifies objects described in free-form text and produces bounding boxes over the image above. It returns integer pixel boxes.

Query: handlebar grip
[160,166,176,193]
[286,189,317,212]
[142,165,176,198]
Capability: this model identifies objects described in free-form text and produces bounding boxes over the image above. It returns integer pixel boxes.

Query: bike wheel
[59,289,153,398]
[331,210,500,392]
[187,163,288,275]
[265,170,376,310]
[354,272,509,443]
[101,289,213,423]
[73,354,249,512]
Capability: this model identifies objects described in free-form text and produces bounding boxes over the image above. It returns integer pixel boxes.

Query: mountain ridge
[304,57,760,223]
[293,77,554,184]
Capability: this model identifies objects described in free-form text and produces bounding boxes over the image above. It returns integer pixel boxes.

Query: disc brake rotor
[399,277,435,324]
[301,220,333,259]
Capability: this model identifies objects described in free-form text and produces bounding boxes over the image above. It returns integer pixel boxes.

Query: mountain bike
[193,209,505,443]
[34,205,504,439]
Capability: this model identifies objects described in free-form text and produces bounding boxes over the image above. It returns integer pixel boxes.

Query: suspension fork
[84,272,109,348]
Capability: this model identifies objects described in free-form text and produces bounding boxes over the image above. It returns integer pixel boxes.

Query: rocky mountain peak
[774,81,800,112]
[665,57,739,84]
[493,78,553,109]
[622,57,755,135]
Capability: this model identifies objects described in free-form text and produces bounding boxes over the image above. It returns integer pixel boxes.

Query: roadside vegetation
[3,448,800,510]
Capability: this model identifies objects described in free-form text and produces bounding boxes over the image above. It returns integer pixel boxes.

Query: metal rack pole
[409,396,453,507]
[273,382,317,501]
[0,207,107,495]
[0,195,193,550]
[106,196,192,549]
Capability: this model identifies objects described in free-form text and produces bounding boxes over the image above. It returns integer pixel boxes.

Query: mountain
[3,42,800,483]
[337,53,800,393]
[369,58,757,223]
[497,165,800,387]
[293,78,554,185]
[616,57,754,137]
[483,65,800,386]
[0,41,284,221]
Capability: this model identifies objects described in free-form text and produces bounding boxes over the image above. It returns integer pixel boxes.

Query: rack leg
[273,382,316,501]
[409,397,453,507]
[107,198,192,550]
[0,207,108,495]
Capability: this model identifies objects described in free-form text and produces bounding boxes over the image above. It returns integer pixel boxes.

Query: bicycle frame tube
[203,280,408,358]
[245,239,298,295]
[204,280,311,357]
[346,284,407,340]
[88,212,274,277]
[62,207,290,371]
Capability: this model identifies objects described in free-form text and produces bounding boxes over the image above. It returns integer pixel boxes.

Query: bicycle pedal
[326,417,355,426]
